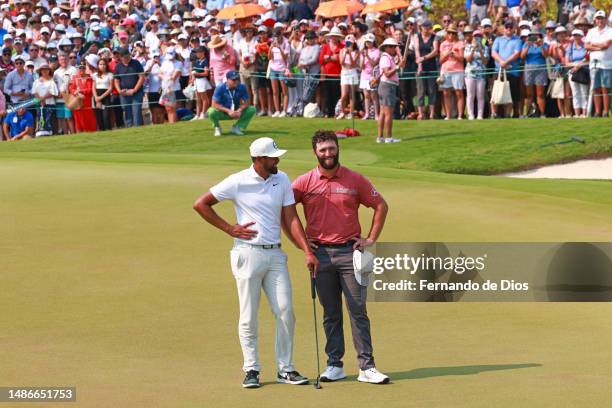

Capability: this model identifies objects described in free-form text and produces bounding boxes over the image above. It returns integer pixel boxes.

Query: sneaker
[190,115,199,121]
[278,111,287,118]
[346,113,353,120]
[357,367,390,384]
[384,138,401,143]
[243,370,261,388]
[231,126,244,136]
[376,137,384,144]
[336,112,345,120]
[257,110,267,117]
[277,371,309,385]
[214,127,222,137]
[272,111,280,118]
[319,366,346,382]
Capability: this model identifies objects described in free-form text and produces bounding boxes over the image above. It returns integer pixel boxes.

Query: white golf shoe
[319,366,346,382]
[214,127,222,137]
[357,367,390,384]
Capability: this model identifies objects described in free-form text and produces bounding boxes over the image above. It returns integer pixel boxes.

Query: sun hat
[379,37,398,49]
[325,26,343,37]
[207,35,227,49]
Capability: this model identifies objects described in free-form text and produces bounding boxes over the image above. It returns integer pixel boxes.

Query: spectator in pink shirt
[439,24,465,120]
[268,30,290,117]
[208,35,237,86]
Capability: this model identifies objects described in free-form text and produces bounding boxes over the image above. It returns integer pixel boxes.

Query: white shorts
[195,77,212,92]
[341,69,359,86]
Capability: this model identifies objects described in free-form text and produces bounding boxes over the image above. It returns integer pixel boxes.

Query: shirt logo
[333,187,357,195]
[371,187,379,197]
[273,183,278,186]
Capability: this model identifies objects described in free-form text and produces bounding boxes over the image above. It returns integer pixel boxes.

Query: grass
[0,117,610,174]
[1,118,612,407]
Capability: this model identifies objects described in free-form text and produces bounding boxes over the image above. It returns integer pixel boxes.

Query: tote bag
[490,69,512,105]
[548,77,565,99]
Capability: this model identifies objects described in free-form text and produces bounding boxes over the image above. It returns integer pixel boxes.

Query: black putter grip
[311,276,316,299]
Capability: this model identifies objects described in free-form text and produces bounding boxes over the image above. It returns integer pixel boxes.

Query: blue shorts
[55,102,73,119]
[269,69,286,80]
[440,71,465,90]
[593,68,612,89]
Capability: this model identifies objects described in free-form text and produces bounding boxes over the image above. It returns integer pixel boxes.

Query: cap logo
[273,141,278,150]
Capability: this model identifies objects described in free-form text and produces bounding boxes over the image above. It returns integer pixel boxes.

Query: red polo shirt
[292,165,383,244]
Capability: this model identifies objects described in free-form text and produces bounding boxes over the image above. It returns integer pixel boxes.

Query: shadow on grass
[345,363,542,382]
[401,132,471,142]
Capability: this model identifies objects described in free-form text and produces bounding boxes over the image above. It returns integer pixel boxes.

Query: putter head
[314,381,322,389]
[572,136,586,144]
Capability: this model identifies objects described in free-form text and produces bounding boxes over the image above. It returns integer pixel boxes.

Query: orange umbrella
[362,0,410,15]
[315,0,364,18]
[216,3,268,20]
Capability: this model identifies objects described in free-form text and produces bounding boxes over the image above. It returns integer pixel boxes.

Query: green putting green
[1,118,611,407]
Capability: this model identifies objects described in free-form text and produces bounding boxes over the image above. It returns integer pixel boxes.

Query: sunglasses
[443,19,451,23]
[15,61,24,65]
[69,56,77,59]
[30,48,39,51]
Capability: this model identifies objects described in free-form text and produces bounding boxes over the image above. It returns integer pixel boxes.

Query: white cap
[406,16,416,24]
[0,4,9,10]
[364,33,375,43]
[105,1,115,9]
[51,7,61,15]
[249,137,287,158]
[178,33,188,40]
[353,249,375,286]
[40,26,50,34]
[519,19,530,27]
[571,29,584,36]
[90,22,100,30]
[545,20,557,29]
[35,39,46,48]
[85,53,99,67]
[555,26,567,33]
[273,22,283,28]
[257,25,267,33]
[70,11,80,19]
[520,29,530,37]
[184,21,194,27]
[594,10,606,18]
[165,46,176,57]
[480,18,492,26]
[203,15,215,24]
[15,28,25,36]
[227,19,236,25]
[149,15,159,22]
[16,14,27,21]
[197,21,206,28]
[299,19,308,24]
[3,34,12,40]
[337,22,347,28]
[90,14,100,20]
[55,23,66,31]
[171,14,181,22]
[41,15,52,23]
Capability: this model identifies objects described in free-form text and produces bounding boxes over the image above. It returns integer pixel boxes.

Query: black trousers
[94,89,112,131]
[321,78,340,117]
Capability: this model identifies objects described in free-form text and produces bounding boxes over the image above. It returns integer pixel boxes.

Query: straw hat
[207,34,227,49]
[446,23,458,33]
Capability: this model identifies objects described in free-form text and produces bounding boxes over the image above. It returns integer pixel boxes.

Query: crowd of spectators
[0,0,610,141]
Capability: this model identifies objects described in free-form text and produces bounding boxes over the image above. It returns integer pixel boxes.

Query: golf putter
[311,274,322,389]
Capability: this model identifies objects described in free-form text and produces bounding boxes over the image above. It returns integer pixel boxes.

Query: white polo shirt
[210,165,295,245]
[585,26,612,69]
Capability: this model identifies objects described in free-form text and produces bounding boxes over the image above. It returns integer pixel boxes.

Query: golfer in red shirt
[291,130,390,384]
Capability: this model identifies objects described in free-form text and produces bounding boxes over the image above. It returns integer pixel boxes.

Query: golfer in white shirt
[193,137,318,388]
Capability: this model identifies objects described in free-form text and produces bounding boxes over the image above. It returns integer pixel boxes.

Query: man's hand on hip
[227,221,258,240]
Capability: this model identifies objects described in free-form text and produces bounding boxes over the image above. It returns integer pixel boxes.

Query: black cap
[118,47,130,56]
[504,20,514,27]
[304,30,316,39]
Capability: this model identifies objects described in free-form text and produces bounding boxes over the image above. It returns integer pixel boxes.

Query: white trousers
[569,78,589,111]
[230,244,296,374]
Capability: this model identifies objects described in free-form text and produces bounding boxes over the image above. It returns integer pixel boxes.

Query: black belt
[251,243,282,249]
[315,240,356,248]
